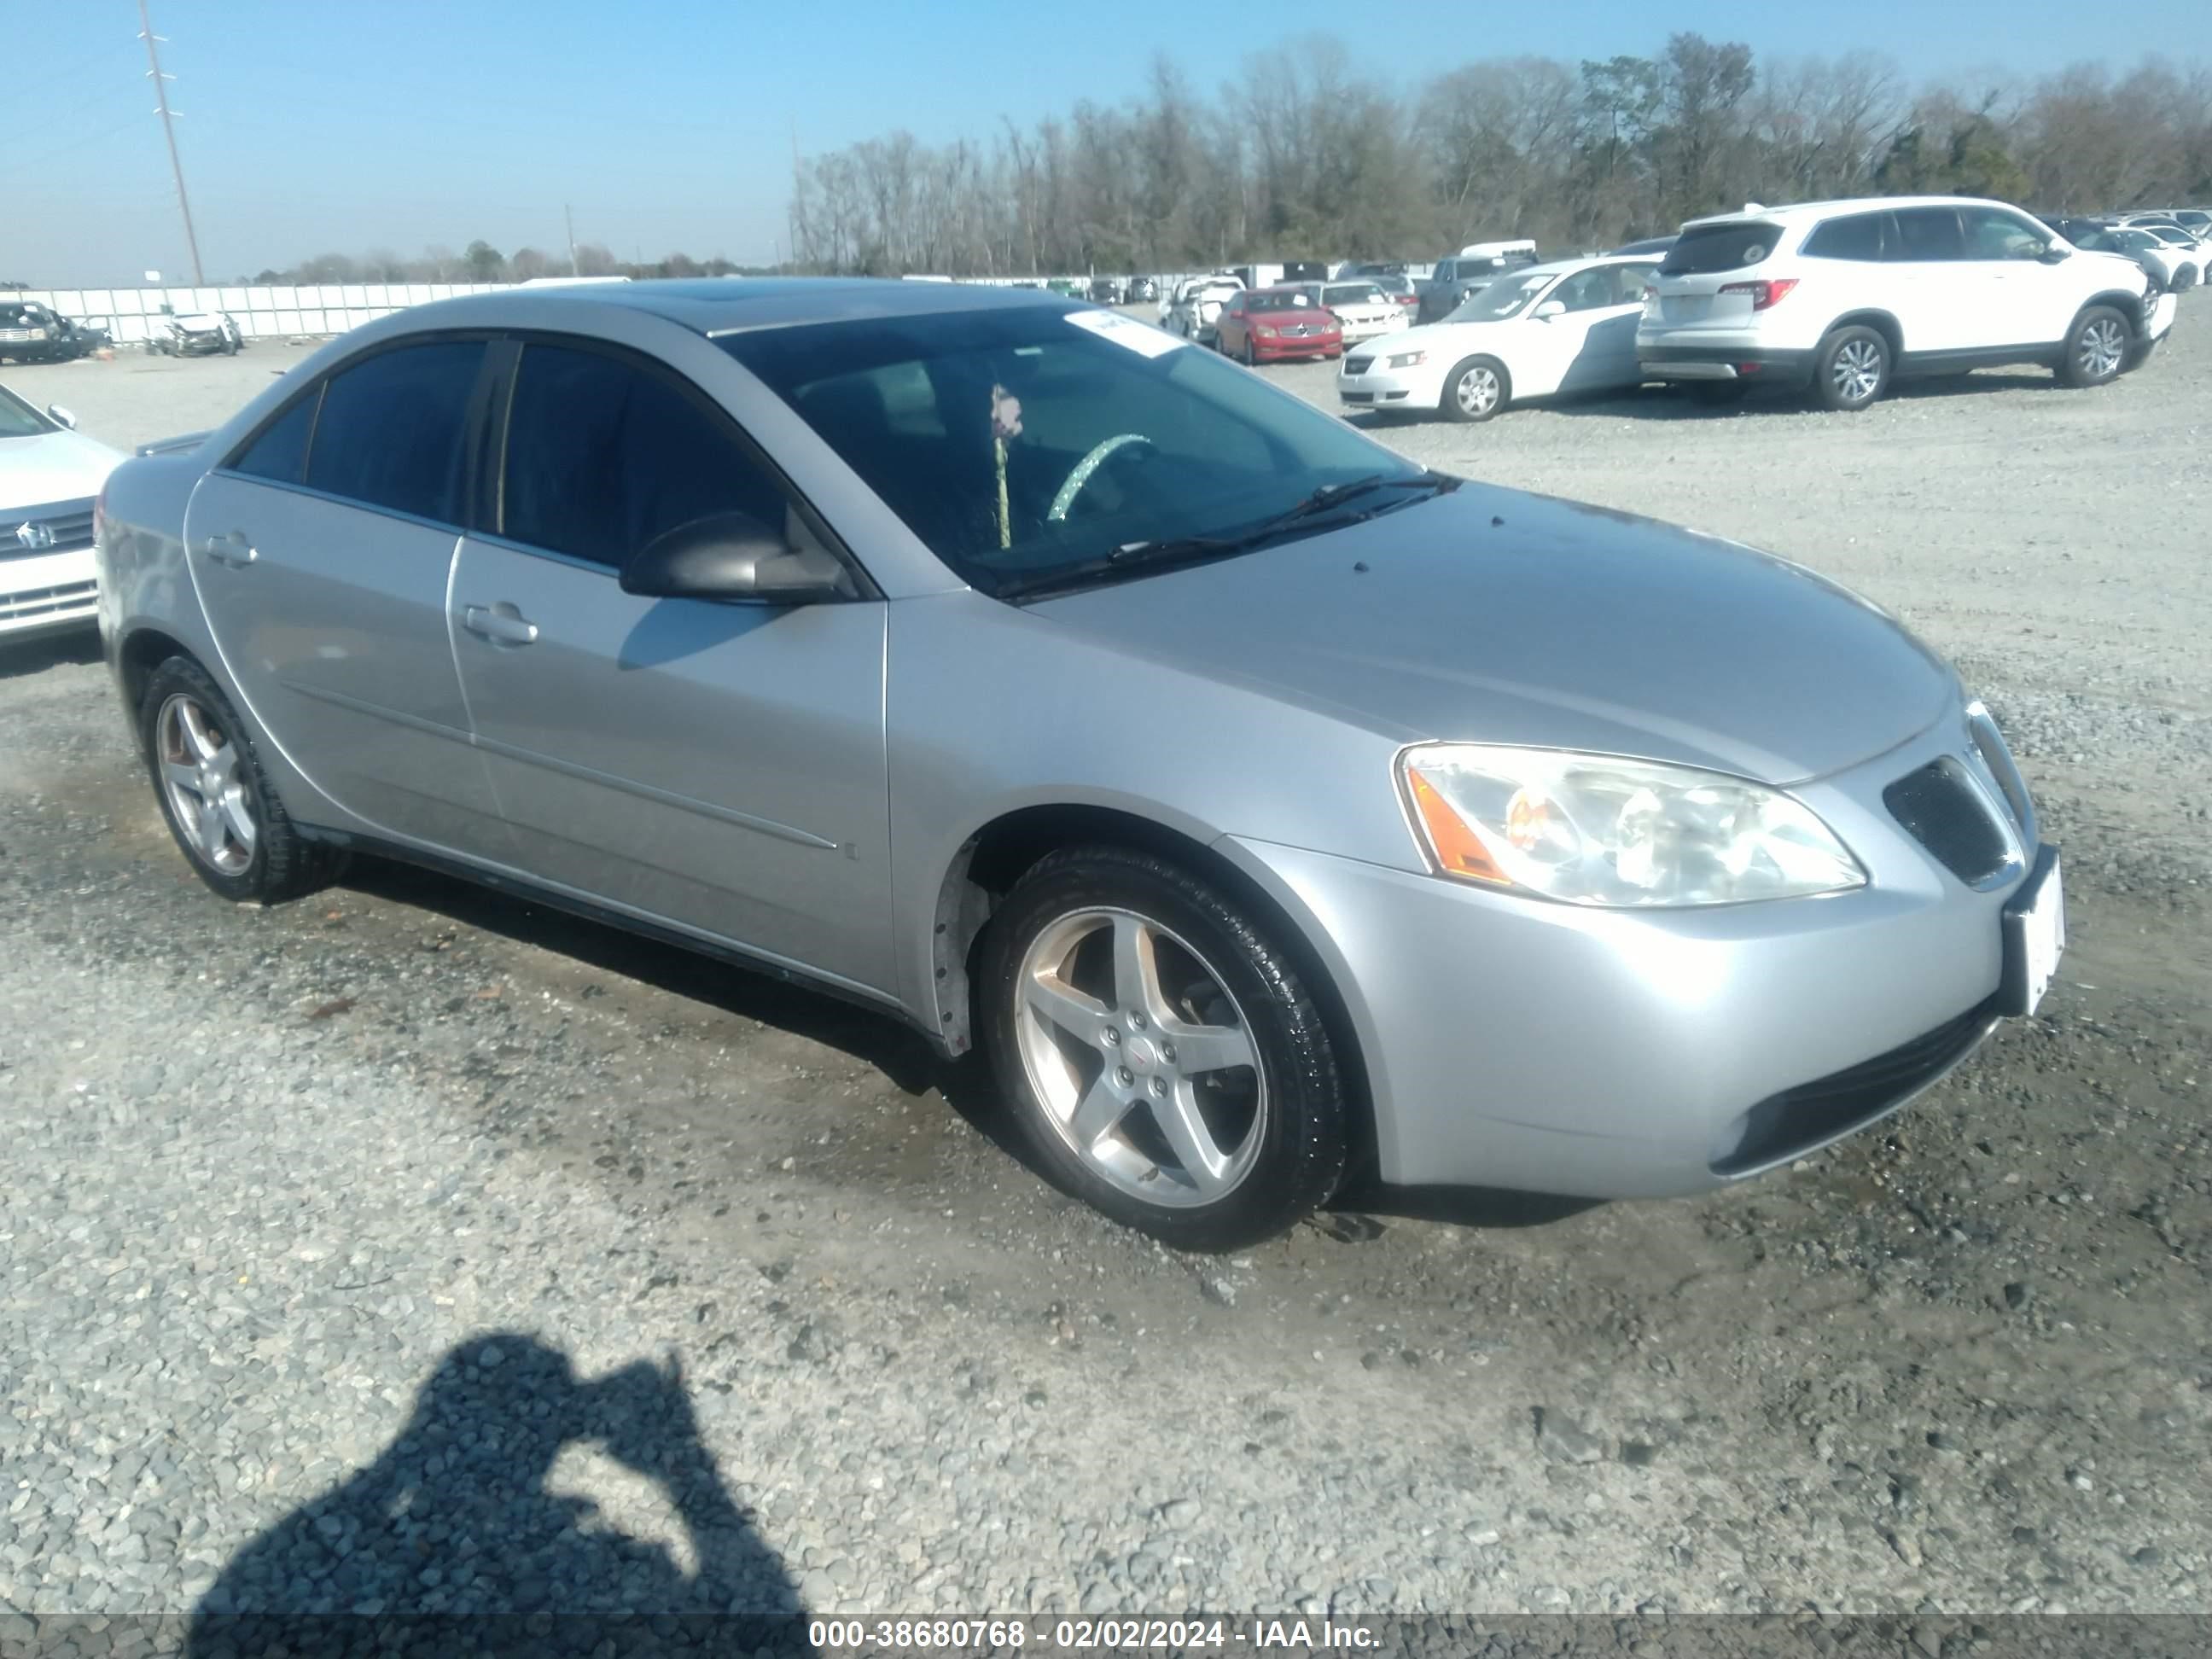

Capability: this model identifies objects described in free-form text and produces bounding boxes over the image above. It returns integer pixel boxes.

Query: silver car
[96,280,2064,1249]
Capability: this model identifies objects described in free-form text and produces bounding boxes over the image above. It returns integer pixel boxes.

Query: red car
[1214,285,1344,365]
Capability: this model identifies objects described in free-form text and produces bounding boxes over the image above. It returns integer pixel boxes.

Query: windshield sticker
[1065,309,1187,358]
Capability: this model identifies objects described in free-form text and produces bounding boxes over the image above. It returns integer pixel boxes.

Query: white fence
[11,282,511,345]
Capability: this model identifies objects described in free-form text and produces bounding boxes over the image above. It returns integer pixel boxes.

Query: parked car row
[1329,195,2180,422]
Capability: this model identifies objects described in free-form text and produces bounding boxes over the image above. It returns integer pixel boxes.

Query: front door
[183,337,508,850]
[1889,207,1985,352]
[1551,263,1650,392]
[447,338,894,993]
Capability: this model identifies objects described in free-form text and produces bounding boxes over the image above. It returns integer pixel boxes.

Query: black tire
[1239,333,1256,366]
[1811,324,1890,411]
[1441,355,1509,422]
[139,655,339,905]
[977,845,1351,1250]
[2058,305,2130,389]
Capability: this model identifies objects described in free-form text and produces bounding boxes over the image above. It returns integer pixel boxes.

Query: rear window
[1659,223,1781,275]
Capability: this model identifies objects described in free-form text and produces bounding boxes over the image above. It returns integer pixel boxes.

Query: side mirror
[1534,300,1566,320]
[2037,244,2070,265]
[620,511,853,604]
[46,405,78,429]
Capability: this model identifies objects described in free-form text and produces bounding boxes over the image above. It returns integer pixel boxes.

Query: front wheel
[1812,325,1889,411]
[1442,356,1508,422]
[2059,306,2129,388]
[978,846,1351,1250]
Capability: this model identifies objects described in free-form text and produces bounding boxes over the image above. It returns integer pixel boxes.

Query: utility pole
[137,0,204,286]
[564,203,579,276]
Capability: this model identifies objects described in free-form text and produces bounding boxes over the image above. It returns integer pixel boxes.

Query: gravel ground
[3,313,2209,1623]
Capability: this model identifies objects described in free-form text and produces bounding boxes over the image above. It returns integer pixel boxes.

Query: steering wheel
[1048,433,1154,521]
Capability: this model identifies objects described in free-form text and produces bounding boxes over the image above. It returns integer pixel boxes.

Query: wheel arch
[927,800,1380,1178]
[116,626,196,751]
[2073,288,2152,335]
[1822,310,1906,357]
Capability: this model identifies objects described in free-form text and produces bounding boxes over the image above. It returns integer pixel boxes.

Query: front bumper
[1251,334,1341,359]
[1337,358,1447,410]
[1221,719,2042,1199]
[1,545,100,638]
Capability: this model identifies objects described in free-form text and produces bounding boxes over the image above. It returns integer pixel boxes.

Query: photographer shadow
[187,1333,802,1650]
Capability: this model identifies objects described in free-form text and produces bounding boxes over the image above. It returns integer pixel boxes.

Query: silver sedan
[95,280,2064,1249]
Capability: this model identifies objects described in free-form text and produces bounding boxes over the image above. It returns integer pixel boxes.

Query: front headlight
[1385,349,1426,368]
[1399,743,1865,907]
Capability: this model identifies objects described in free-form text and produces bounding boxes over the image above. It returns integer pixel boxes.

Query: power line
[137,0,205,285]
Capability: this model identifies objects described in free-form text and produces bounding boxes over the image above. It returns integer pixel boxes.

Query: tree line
[240,242,765,287]
[786,36,2212,275]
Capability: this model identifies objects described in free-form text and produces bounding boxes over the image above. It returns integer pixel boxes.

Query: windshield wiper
[994,470,1457,601]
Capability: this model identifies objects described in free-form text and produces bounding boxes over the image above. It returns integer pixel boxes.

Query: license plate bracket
[1998,844,2064,1016]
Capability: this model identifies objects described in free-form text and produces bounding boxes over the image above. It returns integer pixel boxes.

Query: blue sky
[9,0,2208,286]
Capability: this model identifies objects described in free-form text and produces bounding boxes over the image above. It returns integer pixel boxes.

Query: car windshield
[720,306,1424,597]
[1447,271,1552,323]
[1247,290,1319,311]
[0,384,57,439]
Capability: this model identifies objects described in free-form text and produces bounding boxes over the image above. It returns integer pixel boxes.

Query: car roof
[1679,195,2036,230]
[387,276,1081,339]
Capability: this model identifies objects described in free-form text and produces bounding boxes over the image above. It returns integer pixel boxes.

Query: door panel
[448,539,894,991]
[183,470,506,848]
[1889,207,1982,351]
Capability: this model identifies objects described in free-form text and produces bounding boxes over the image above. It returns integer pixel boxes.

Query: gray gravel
[2,309,2209,1621]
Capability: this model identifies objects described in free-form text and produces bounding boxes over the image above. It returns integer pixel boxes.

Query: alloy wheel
[1012,907,1266,1208]
[2077,317,2125,380]
[1831,338,1884,404]
[156,693,256,875]
[1455,365,1500,416]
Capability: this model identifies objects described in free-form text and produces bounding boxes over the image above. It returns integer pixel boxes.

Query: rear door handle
[199,530,256,568]
[463,602,539,646]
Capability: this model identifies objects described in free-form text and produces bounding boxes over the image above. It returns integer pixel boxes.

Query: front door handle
[463,602,539,646]
[199,530,256,568]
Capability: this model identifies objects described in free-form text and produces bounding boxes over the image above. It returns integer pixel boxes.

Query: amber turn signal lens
[1406,766,1506,884]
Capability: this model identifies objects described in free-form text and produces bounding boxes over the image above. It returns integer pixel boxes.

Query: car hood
[1028,486,1956,785]
[1250,310,1338,329]
[1370,317,1512,355]
[0,427,125,506]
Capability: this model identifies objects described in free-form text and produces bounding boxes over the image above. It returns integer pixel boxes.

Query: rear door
[183,337,509,851]
[1552,263,1652,391]
[447,336,894,992]
[1887,207,1985,351]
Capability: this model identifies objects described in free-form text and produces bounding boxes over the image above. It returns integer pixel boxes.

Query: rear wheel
[140,656,338,905]
[1442,356,1508,422]
[1812,325,1889,411]
[978,846,1351,1250]
[2059,306,2129,388]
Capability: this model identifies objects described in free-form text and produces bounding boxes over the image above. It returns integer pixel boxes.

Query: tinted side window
[305,341,486,523]
[1802,212,1890,262]
[229,388,319,485]
[500,343,791,569]
[1659,223,1781,274]
[1891,207,1965,262]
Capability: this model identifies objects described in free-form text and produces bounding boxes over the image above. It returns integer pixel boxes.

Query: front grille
[1345,355,1373,375]
[1884,757,2011,884]
[1713,997,1998,1176]
[1280,324,1314,337]
[5,498,96,560]
[0,579,98,623]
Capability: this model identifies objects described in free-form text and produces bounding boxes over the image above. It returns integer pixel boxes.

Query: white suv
[1638,195,2177,411]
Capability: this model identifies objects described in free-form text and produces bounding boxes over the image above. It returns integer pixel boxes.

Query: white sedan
[1320,280,1410,343]
[1337,256,1660,422]
[2,384,124,641]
